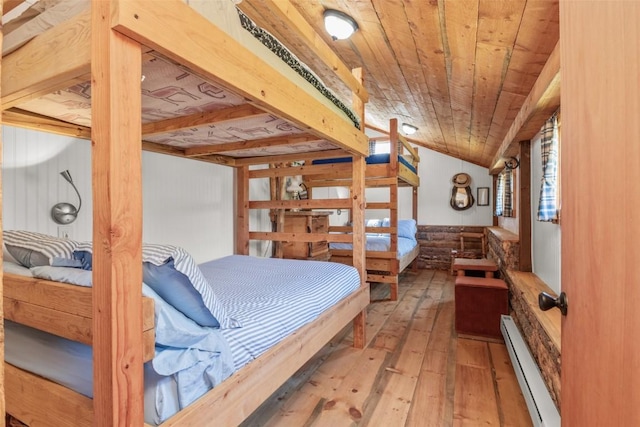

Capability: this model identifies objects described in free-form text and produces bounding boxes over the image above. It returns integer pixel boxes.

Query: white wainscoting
[2,126,235,264]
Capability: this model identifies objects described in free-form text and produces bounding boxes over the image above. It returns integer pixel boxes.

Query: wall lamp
[401,123,418,135]
[51,170,82,225]
[323,9,359,40]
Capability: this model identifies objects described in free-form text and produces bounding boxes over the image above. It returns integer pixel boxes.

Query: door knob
[538,291,568,316]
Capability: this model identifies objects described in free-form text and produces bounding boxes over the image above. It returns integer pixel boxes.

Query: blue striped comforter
[199,255,361,370]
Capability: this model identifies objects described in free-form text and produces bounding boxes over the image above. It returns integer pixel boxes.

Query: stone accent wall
[506,271,562,412]
[486,226,520,275]
[416,225,486,270]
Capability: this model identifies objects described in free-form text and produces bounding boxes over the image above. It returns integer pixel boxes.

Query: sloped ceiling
[239,0,559,168]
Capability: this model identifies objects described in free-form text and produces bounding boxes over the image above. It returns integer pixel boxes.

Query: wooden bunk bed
[0,0,371,425]
[305,118,421,301]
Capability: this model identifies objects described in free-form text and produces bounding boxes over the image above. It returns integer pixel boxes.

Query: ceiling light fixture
[323,9,359,41]
[401,123,418,135]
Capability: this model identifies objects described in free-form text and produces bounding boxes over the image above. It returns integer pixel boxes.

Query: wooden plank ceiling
[238,0,559,168]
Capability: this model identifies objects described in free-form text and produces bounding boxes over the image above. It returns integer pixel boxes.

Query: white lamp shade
[324,10,358,40]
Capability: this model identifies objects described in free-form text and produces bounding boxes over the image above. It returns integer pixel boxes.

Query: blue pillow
[73,250,93,270]
[398,219,417,241]
[143,258,220,328]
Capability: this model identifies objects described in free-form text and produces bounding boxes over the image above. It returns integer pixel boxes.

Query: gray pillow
[6,245,49,268]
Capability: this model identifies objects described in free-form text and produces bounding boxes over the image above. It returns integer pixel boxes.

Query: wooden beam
[184,133,323,157]
[233,149,347,166]
[2,10,91,109]
[2,108,92,139]
[252,0,368,105]
[351,155,366,349]
[249,198,351,210]
[489,42,561,174]
[248,163,349,179]
[91,0,144,424]
[141,104,266,137]
[236,166,250,255]
[112,0,368,156]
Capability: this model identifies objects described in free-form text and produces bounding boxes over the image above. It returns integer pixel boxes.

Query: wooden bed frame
[304,118,421,301]
[0,0,372,425]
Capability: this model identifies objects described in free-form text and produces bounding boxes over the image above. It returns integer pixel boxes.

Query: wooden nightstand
[282,211,332,261]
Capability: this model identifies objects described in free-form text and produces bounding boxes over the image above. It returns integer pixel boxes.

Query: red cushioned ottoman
[455,276,508,339]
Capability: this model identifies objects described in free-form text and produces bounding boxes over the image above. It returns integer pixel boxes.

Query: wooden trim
[489,42,560,174]
[112,0,369,156]
[518,141,532,271]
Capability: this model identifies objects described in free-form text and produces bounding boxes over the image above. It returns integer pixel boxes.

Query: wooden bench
[453,257,498,278]
[454,276,508,339]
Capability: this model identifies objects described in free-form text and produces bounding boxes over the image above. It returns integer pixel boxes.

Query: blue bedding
[330,235,418,258]
[312,153,418,174]
[4,255,361,425]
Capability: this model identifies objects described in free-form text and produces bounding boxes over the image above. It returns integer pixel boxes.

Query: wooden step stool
[452,257,498,278]
[455,276,508,339]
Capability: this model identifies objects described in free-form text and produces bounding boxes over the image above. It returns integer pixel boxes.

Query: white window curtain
[537,113,559,221]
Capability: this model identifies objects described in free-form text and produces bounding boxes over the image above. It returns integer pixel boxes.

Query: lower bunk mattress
[4,255,361,425]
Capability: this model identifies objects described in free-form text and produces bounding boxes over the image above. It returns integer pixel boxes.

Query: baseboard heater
[500,315,561,427]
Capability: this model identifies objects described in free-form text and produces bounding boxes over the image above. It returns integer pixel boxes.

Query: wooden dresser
[282,211,331,261]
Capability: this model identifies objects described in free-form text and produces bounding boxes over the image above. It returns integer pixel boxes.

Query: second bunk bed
[305,118,421,301]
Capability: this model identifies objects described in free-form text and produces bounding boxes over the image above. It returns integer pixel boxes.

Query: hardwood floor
[242,269,532,426]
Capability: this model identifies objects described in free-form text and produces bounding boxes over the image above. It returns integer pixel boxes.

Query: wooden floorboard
[241,269,532,427]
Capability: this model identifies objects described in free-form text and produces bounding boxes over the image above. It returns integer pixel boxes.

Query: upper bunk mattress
[312,153,418,174]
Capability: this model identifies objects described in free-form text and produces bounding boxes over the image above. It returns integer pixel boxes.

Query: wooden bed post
[351,67,367,348]
[352,155,367,348]
[92,1,144,425]
[236,165,250,255]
